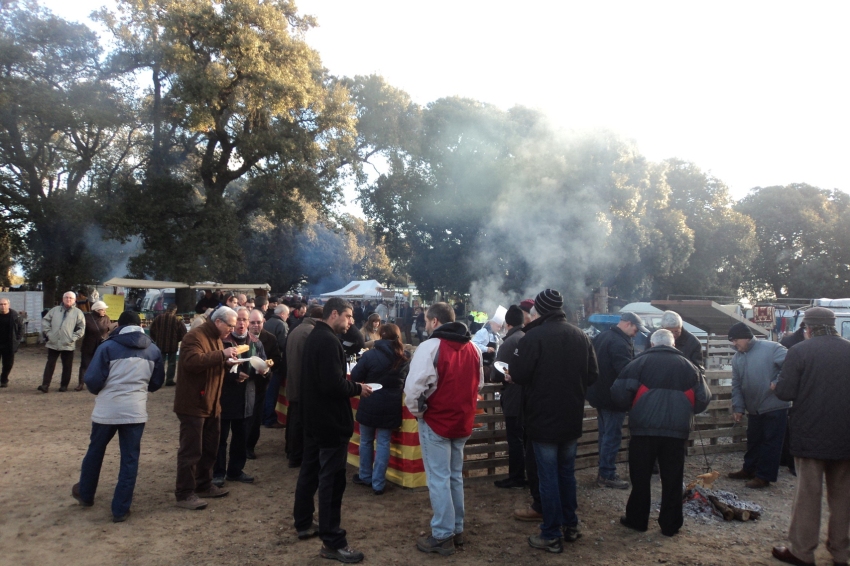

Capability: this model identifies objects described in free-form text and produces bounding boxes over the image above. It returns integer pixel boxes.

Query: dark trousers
[524,430,541,513]
[215,417,248,478]
[780,413,795,472]
[504,415,526,482]
[0,346,14,383]
[247,378,267,452]
[164,352,178,384]
[286,400,304,464]
[293,435,349,550]
[743,409,788,482]
[78,351,94,385]
[175,413,221,500]
[78,422,145,517]
[626,435,686,535]
[43,348,75,388]
[263,371,282,426]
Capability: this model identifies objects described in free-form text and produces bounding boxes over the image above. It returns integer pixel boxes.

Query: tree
[97,0,359,282]
[736,184,850,298]
[0,6,130,301]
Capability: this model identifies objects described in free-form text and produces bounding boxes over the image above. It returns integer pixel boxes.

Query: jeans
[532,440,578,539]
[164,352,178,384]
[78,422,145,518]
[418,419,468,540]
[263,370,282,426]
[626,435,686,534]
[743,409,788,482]
[42,348,74,388]
[0,346,14,383]
[504,415,526,482]
[597,409,626,479]
[293,435,349,550]
[358,425,392,491]
[525,430,541,513]
[215,417,248,478]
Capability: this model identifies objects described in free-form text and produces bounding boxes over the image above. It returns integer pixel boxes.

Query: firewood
[707,495,734,521]
[732,507,750,521]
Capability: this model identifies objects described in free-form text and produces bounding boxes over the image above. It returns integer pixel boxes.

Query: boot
[74,379,85,391]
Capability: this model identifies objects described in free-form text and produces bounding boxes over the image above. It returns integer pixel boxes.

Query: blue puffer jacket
[611,345,711,440]
[351,340,409,430]
[84,325,165,425]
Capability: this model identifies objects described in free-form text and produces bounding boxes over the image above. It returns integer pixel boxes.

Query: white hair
[651,329,675,347]
[275,304,290,316]
[660,311,683,329]
[63,291,77,299]
[211,306,237,322]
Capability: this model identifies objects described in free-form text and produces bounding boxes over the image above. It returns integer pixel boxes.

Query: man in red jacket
[404,302,484,556]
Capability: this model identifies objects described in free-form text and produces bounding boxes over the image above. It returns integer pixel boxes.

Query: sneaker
[528,534,563,554]
[597,474,629,489]
[71,483,93,507]
[176,495,208,510]
[494,478,527,489]
[372,489,384,495]
[351,474,368,486]
[514,506,543,522]
[296,522,319,540]
[212,476,225,488]
[196,485,229,498]
[727,468,755,480]
[619,515,648,532]
[112,510,131,523]
[416,534,455,556]
[225,472,254,483]
[562,525,582,542]
[319,544,364,563]
[746,477,769,489]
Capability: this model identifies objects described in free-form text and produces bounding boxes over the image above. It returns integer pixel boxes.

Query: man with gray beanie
[587,311,647,489]
[512,289,598,553]
[726,322,789,488]
[772,307,850,566]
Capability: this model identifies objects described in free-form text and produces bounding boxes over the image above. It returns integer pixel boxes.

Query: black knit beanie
[727,322,754,341]
[534,289,563,315]
[118,310,141,327]
[505,305,524,327]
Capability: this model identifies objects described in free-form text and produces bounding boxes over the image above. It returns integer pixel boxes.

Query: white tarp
[320,280,400,300]
[189,282,271,291]
[103,278,271,291]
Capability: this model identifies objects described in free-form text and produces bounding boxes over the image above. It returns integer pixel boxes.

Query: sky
[39,0,850,202]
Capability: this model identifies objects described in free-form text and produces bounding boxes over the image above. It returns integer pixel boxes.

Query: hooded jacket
[84,325,165,424]
[730,339,789,415]
[42,304,85,351]
[351,340,410,429]
[404,321,484,438]
[511,309,598,444]
[775,334,850,460]
[300,320,362,448]
[587,325,634,411]
[611,345,711,439]
[492,325,524,417]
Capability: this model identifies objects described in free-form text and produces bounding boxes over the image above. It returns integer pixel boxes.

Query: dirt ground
[0,344,832,566]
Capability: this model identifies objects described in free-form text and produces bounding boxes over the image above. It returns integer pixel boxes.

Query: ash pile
[682,472,763,524]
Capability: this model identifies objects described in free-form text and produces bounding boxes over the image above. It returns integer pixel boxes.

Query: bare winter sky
[40,0,850,202]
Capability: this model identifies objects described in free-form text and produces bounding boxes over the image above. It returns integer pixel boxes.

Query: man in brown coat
[149,304,187,386]
[284,306,323,468]
[173,306,241,510]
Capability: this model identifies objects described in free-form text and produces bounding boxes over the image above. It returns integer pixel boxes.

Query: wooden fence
[463,335,747,479]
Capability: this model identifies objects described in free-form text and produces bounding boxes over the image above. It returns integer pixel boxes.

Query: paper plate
[364,383,383,391]
[249,356,269,372]
[493,361,509,374]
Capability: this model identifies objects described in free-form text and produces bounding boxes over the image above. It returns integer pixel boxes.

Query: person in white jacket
[39,291,85,392]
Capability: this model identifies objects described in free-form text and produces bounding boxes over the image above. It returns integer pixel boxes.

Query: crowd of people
[1,285,848,565]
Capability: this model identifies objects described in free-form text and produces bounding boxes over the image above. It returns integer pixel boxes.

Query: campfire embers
[683,485,763,522]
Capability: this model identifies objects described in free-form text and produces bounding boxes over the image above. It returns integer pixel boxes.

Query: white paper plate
[493,361,509,374]
[364,383,383,391]
[249,356,269,372]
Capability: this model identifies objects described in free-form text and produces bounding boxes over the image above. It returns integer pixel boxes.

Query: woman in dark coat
[350,323,409,494]
[76,301,116,391]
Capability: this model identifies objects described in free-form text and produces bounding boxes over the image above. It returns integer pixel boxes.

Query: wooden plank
[463,456,510,471]
[706,399,733,410]
[464,442,510,456]
[476,400,502,409]
[469,428,508,441]
[687,443,744,456]
[575,451,629,471]
[689,426,745,441]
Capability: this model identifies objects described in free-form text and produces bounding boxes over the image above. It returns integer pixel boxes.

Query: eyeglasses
[248,321,263,325]
[217,320,235,330]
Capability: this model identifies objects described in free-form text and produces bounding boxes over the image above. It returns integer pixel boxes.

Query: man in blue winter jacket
[71,310,165,522]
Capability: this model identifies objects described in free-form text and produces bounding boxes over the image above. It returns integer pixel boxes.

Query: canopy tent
[103,278,188,289]
[320,280,401,300]
[103,278,270,291]
[650,300,770,337]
